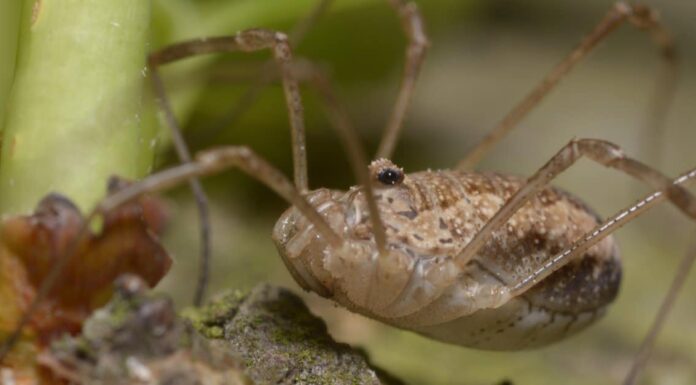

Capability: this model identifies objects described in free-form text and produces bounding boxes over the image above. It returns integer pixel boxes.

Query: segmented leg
[197,0,335,145]
[148,29,310,306]
[151,28,391,255]
[452,138,696,385]
[149,67,212,307]
[221,56,393,256]
[376,0,429,159]
[506,166,696,385]
[150,29,309,192]
[0,27,395,359]
[1,28,311,361]
[456,138,696,270]
[149,1,335,304]
[102,146,343,246]
[199,0,427,159]
[0,144,345,362]
[457,2,677,170]
[300,65,390,255]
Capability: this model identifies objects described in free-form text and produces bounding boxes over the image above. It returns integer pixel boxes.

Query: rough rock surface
[186,284,403,385]
[49,278,402,385]
[46,275,249,384]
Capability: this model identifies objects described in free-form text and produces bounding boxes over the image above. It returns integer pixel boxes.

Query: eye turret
[369,158,404,186]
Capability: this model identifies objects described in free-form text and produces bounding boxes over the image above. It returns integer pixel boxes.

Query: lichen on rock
[47,279,403,385]
[194,284,402,385]
[45,275,249,385]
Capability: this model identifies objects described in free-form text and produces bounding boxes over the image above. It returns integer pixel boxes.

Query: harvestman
[2,2,696,385]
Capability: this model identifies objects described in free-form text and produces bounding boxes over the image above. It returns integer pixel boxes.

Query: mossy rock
[48,275,250,385]
[50,279,402,384]
[190,284,405,385]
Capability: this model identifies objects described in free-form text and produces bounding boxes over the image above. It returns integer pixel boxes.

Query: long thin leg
[457,2,677,170]
[148,29,309,306]
[503,166,696,385]
[300,62,389,255]
[149,68,212,307]
[221,57,392,255]
[455,138,696,270]
[1,28,328,362]
[195,0,335,146]
[375,0,429,159]
[149,28,390,254]
[101,147,342,246]
[150,29,310,192]
[242,56,392,256]
[509,166,696,296]
[0,145,344,362]
[150,4,334,304]
[195,0,427,160]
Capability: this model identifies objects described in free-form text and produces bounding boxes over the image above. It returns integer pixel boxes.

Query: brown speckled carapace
[274,159,620,349]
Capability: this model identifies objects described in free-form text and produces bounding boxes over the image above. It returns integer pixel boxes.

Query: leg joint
[234,29,281,51]
[574,138,626,165]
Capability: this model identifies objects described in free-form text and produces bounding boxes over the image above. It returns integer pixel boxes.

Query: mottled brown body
[274,164,620,349]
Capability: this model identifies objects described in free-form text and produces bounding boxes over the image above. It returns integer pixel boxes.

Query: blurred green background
[151,1,696,384]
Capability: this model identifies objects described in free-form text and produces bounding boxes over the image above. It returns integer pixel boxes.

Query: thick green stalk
[0,0,154,214]
[0,0,22,134]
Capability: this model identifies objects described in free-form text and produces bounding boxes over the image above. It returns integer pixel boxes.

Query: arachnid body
[274,161,620,350]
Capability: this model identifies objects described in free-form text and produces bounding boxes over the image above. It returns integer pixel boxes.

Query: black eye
[377,168,404,185]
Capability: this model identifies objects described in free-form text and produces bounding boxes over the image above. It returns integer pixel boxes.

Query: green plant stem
[0,0,22,134]
[0,0,154,214]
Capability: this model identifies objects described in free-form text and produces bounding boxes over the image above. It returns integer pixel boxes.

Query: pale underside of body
[273,166,621,350]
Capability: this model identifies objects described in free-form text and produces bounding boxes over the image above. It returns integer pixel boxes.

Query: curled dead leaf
[0,176,172,350]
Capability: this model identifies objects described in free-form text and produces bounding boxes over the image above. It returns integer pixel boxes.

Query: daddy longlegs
[2,2,695,385]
